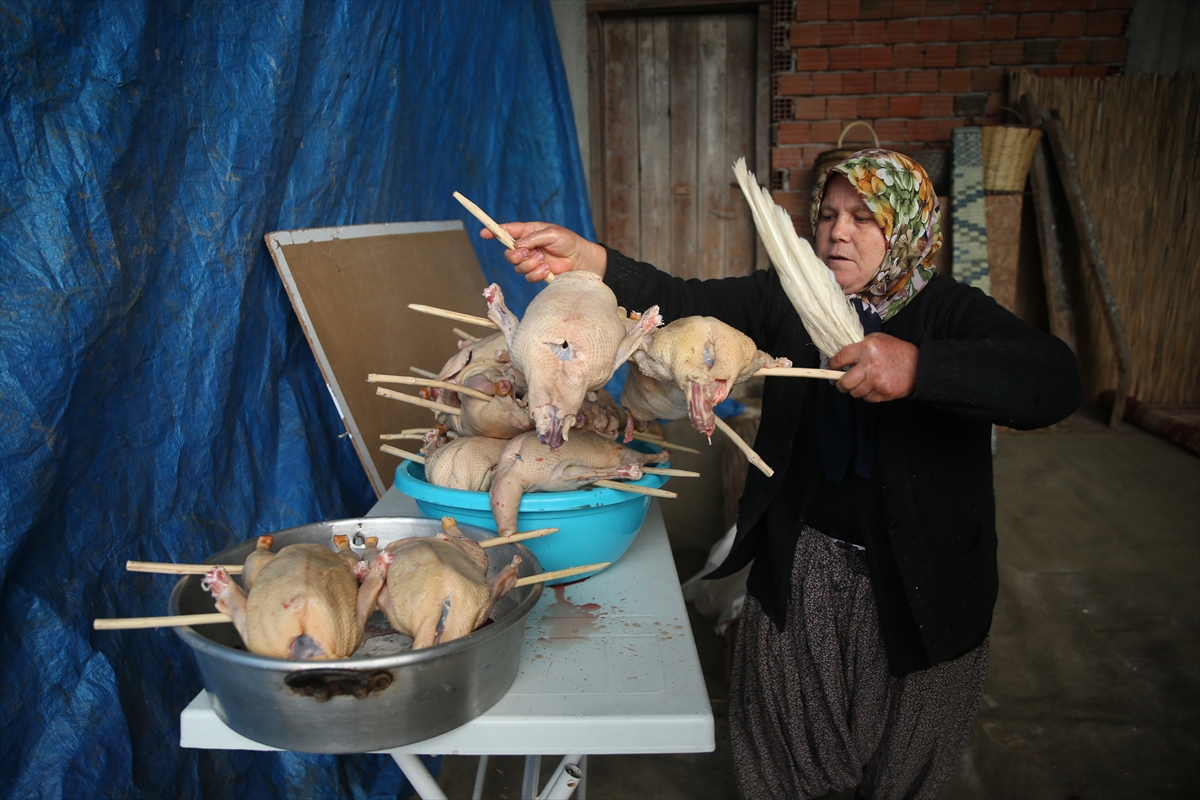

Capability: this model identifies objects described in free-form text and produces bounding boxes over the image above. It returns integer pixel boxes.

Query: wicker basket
[981,111,1043,193]
[813,121,879,178]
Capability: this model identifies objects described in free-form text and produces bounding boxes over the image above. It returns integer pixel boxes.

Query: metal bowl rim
[169,516,544,671]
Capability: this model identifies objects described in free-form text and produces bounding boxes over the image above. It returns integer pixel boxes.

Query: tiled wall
[771,0,1132,233]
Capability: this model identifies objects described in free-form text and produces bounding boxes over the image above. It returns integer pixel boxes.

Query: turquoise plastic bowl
[393,443,669,584]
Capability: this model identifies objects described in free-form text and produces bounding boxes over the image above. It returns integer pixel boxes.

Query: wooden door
[589,5,770,280]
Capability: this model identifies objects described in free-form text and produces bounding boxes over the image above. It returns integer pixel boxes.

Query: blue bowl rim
[393,442,670,512]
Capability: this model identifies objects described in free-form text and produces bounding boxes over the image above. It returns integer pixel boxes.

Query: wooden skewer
[127,560,243,575]
[479,528,558,548]
[514,562,610,587]
[407,303,498,330]
[376,387,462,415]
[641,467,700,478]
[381,444,425,462]
[629,432,700,455]
[453,191,554,283]
[409,366,438,379]
[594,480,677,499]
[94,613,231,630]
[368,374,493,402]
[713,416,773,477]
[755,367,844,381]
[402,427,436,434]
[453,327,478,342]
[380,433,425,441]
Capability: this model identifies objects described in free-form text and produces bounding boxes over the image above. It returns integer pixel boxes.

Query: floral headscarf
[810,149,942,322]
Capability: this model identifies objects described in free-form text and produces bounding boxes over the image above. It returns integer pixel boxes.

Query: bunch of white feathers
[732,157,864,358]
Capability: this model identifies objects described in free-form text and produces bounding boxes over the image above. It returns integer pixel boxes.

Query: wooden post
[1025,96,1133,429]
[1020,95,1077,353]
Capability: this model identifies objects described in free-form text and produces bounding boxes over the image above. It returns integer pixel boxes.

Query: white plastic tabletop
[180,489,715,756]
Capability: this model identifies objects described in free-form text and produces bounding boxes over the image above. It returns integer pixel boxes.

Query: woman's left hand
[829,333,919,402]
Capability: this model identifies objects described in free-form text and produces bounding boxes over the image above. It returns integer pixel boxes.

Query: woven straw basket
[981,111,1043,193]
[813,121,879,178]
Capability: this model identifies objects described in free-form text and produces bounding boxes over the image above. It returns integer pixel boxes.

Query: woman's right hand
[481,222,608,282]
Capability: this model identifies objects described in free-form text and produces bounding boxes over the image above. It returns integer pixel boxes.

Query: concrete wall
[1125,0,1199,74]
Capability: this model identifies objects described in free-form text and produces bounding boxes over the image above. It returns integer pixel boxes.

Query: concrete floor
[430,408,1199,798]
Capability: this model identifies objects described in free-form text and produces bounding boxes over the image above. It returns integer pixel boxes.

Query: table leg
[541,754,584,800]
[522,754,541,798]
[472,754,489,800]
[390,753,447,800]
[578,755,587,800]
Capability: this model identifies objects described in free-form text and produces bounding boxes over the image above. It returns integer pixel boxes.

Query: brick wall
[771,0,1132,234]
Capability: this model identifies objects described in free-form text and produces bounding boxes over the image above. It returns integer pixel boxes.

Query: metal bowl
[170,517,542,753]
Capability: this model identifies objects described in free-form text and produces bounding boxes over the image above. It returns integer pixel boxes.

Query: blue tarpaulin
[0,1,594,796]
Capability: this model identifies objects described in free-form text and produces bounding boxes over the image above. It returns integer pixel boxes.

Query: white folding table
[180,488,715,799]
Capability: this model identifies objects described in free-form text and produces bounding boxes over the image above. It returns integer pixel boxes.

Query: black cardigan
[604,249,1082,673]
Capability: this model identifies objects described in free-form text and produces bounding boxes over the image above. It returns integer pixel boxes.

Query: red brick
[859,0,894,19]
[951,16,984,40]
[870,118,904,139]
[876,70,906,92]
[940,69,972,92]
[829,0,862,20]
[1056,40,1091,62]
[812,72,845,94]
[971,67,1005,91]
[821,21,856,45]
[894,44,925,67]
[1086,10,1127,36]
[926,43,958,66]
[993,0,1029,11]
[790,22,823,47]
[959,0,989,11]
[778,123,813,145]
[858,95,891,117]
[795,48,831,70]
[991,41,1024,65]
[1032,0,1067,10]
[1024,39,1059,63]
[890,95,923,116]
[794,98,827,119]
[907,119,941,141]
[778,74,812,95]
[796,0,830,21]
[1060,0,1096,9]
[886,19,920,43]
[926,0,959,13]
[983,15,1018,39]
[921,95,955,116]
[893,0,928,15]
[790,168,816,191]
[907,69,940,92]
[1017,13,1052,38]
[936,118,965,140]
[958,42,991,66]
[860,45,895,68]
[827,97,860,118]
[1038,65,1073,78]
[1089,37,1126,63]
[855,20,887,44]
[794,215,814,240]
[1049,12,1087,36]
[811,121,845,142]
[918,18,951,42]
[772,191,804,214]
[1072,64,1109,78]
[844,72,877,93]
[829,47,862,69]
[802,145,830,165]
[1095,0,1131,8]
[773,146,806,169]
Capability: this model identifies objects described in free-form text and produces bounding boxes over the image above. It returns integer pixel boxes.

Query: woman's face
[815,174,888,296]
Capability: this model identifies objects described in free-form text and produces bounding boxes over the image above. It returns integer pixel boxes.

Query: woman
[485,150,1082,799]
